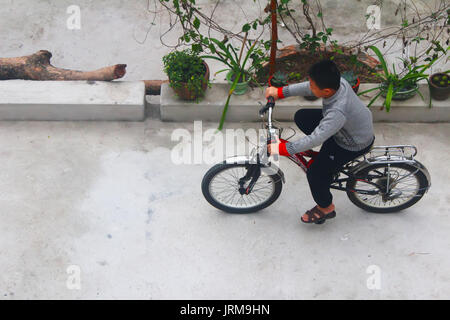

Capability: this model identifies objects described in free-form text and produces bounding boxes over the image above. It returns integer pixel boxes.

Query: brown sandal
[301,206,336,224]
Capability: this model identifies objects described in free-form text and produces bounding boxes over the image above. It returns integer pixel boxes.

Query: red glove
[278,142,291,156]
[277,86,285,99]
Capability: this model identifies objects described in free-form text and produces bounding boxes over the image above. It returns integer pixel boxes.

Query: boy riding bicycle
[265,60,375,224]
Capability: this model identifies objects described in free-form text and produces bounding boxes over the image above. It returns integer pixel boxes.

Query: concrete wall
[0,0,447,82]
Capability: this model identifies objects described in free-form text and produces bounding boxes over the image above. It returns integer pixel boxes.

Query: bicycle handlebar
[259,96,278,160]
[259,96,275,116]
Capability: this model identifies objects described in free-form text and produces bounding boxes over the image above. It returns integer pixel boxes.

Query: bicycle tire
[201,163,283,214]
[346,162,429,213]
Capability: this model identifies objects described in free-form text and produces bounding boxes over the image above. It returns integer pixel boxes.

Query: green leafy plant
[358,46,438,112]
[424,40,449,63]
[200,33,267,130]
[431,73,450,87]
[299,28,334,54]
[270,71,289,87]
[288,72,302,82]
[342,70,358,87]
[163,49,208,101]
[201,35,267,85]
[277,0,337,54]
[159,0,272,58]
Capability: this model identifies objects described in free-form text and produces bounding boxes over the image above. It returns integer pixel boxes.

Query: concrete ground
[0,118,449,299]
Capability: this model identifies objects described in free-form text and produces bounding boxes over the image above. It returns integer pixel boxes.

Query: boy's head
[308,60,341,98]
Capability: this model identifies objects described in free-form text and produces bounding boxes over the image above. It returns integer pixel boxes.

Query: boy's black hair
[308,60,341,91]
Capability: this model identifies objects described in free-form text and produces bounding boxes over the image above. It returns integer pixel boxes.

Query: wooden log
[0,50,126,81]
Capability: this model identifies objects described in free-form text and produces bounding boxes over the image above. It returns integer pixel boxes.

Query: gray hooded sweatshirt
[281,78,375,155]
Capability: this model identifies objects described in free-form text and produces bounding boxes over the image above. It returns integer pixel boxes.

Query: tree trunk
[0,50,126,81]
[269,0,278,78]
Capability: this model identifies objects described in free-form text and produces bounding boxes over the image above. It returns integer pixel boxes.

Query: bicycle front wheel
[201,163,283,213]
[346,162,429,213]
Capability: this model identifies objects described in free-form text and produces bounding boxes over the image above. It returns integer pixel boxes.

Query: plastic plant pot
[226,70,250,95]
[380,83,419,101]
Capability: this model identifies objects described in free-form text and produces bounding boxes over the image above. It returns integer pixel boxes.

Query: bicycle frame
[277,138,381,195]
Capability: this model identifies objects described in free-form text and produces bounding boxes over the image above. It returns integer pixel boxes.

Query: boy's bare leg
[301,203,335,222]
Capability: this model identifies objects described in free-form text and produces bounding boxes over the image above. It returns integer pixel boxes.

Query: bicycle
[201,96,431,221]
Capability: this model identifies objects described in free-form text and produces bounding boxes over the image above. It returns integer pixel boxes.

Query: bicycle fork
[238,163,261,195]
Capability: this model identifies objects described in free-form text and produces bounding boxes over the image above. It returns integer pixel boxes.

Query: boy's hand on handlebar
[265,86,279,100]
[268,136,281,155]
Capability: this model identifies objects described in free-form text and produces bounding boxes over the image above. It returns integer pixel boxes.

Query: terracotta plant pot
[429,72,450,101]
[172,61,210,101]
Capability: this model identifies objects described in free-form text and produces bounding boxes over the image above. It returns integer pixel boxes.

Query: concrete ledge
[145,95,161,119]
[160,82,450,122]
[0,80,145,121]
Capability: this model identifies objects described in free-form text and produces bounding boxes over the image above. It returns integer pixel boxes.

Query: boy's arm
[279,108,346,156]
[279,81,313,98]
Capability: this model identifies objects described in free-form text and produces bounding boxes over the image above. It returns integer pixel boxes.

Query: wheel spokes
[209,166,275,209]
[354,167,420,208]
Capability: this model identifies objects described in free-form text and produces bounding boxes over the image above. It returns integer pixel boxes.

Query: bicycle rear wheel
[201,163,283,213]
[346,162,429,213]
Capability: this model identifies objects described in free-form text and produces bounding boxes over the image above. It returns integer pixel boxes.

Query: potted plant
[268,71,289,88]
[342,70,360,94]
[358,46,436,112]
[225,70,251,95]
[201,36,266,95]
[429,72,450,100]
[163,49,210,101]
[199,34,268,130]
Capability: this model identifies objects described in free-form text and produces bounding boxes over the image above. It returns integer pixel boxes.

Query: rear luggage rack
[364,145,418,164]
